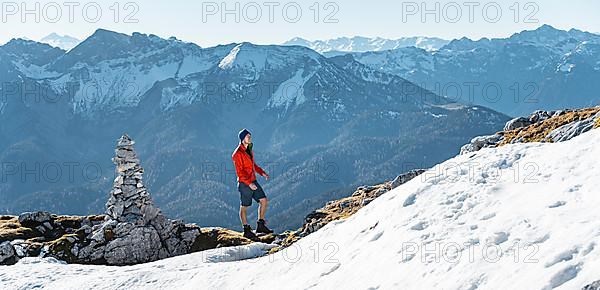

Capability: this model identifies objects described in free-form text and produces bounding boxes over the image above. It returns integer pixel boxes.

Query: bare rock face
[53,134,201,265]
[546,112,600,142]
[18,211,52,228]
[503,117,532,131]
[461,107,600,154]
[460,134,503,155]
[390,169,426,189]
[0,241,17,265]
[583,280,600,290]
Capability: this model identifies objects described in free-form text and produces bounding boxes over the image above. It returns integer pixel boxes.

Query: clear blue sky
[2,0,599,46]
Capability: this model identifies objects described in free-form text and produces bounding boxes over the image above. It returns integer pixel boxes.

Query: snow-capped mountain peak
[283,35,450,54]
[348,25,600,116]
[39,33,81,50]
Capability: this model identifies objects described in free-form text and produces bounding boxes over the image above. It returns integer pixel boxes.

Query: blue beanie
[238,128,251,141]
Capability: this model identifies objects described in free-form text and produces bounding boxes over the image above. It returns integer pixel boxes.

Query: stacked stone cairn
[59,134,200,265]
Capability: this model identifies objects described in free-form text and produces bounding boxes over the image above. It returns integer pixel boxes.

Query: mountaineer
[231,128,274,240]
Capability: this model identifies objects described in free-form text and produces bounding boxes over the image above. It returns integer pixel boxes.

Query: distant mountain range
[345,25,600,116]
[282,36,449,56]
[0,29,507,231]
[39,33,81,50]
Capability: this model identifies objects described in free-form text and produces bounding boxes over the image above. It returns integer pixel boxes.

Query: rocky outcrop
[500,108,600,145]
[17,211,52,228]
[545,112,600,142]
[503,117,532,131]
[461,107,600,154]
[0,214,104,265]
[583,280,600,290]
[391,169,426,189]
[1,211,273,265]
[460,134,503,155]
[502,110,558,131]
[0,241,17,265]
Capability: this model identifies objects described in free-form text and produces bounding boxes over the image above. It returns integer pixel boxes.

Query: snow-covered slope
[2,128,600,289]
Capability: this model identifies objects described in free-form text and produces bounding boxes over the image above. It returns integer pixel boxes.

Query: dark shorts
[238,181,267,207]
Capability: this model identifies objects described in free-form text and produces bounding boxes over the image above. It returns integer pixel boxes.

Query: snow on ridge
[28,43,216,114]
[12,61,62,79]
[267,69,315,110]
[160,82,198,111]
[2,128,599,289]
[219,43,243,69]
[218,43,269,70]
[49,60,180,114]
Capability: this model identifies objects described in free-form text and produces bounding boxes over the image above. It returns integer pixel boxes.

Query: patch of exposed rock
[461,107,600,154]
[583,280,600,290]
[0,213,105,265]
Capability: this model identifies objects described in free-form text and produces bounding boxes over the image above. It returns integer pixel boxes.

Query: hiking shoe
[243,224,259,241]
[256,219,274,234]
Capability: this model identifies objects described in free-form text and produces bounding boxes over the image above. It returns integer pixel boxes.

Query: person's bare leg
[240,206,248,225]
[258,198,268,220]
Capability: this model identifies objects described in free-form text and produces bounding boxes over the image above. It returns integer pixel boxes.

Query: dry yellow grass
[190,227,275,252]
[47,234,79,262]
[499,107,600,146]
[0,214,107,245]
[313,184,390,223]
[595,116,600,129]
[0,216,37,242]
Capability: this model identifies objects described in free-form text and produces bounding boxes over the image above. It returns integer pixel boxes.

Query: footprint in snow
[410,221,428,231]
[398,251,416,263]
[533,233,551,244]
[480,213,496,220]
[465,238,480,246]
[548,201,566,208]
[319,262,341,277]
[488,232,509,245]
[545,247,579,268]
[464,274,487,290]
[544,263,582,289]
[582,242,595,255]
[403,193,417,207]
[369,231,384,241]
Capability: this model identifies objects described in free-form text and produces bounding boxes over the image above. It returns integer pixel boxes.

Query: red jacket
[232,143,266,186]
